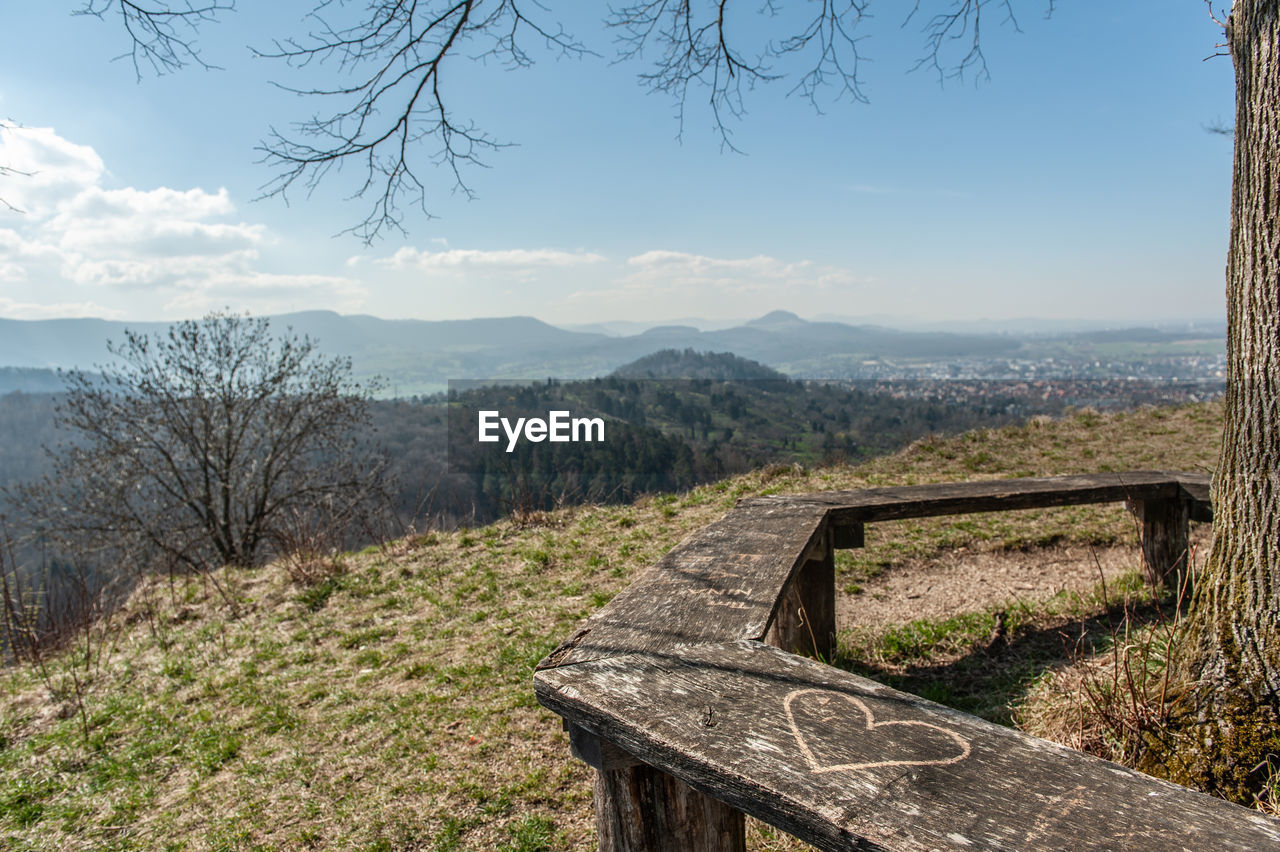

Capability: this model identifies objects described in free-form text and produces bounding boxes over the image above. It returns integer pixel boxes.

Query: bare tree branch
[78,1,1044,239]
[252,0,591,243]
[606,1,871,150]
[0,122,33,215]
[74,0,235,79]
[906,0,1022,85]
[773,1,872,112]
[1203,118,1234,137]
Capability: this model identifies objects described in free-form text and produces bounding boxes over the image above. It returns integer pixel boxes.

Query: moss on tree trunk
[1150,0,1280,804]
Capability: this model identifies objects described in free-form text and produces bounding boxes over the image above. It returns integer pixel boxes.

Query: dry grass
[1014,572,1189,769]
[0,402,1226,849]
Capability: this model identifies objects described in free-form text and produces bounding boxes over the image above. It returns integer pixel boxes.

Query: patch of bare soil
[837,528,1210,632]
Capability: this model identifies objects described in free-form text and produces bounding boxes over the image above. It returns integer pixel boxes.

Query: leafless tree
[16,312,390,574]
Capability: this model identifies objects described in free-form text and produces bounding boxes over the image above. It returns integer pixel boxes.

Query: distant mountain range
[0,309,1225,396]
[564,314,1228,337]
[0,310,1010,392]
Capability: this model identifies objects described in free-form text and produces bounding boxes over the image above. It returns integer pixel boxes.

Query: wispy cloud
[555,250,866,320]
[0,126,366,319]
[368,246,607,270]
[0,295,125,320]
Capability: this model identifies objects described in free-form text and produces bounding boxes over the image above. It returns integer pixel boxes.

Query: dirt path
[836,528,1211,633]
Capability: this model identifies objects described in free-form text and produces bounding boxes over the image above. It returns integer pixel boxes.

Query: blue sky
[0,2,1235,325]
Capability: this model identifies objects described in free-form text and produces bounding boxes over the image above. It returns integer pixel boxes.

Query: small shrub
[296,576,341,612]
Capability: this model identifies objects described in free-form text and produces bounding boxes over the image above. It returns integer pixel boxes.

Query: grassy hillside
[0,403,1222,850]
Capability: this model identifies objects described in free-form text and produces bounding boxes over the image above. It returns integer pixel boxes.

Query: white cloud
[0,295,125,320]
[626,250,818,283]
[0,124,104,217]
[373,246,606,270]
[0,126,365,319]
[161,271,367,317]
[555,250,866,321]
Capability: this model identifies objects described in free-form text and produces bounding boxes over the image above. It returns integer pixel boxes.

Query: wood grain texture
[537,641,1280,851]
[539,502,829,669]
[594,761,746,852]
[767,529,836,660]
[832,521,865,550]
[743,471,1212,528]
[1131,497,1192,587]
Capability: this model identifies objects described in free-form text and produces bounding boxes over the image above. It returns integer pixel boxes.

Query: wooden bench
[534,471,1280,850]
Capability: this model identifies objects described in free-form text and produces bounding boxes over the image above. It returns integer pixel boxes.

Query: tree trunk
[1161,0,1280,802]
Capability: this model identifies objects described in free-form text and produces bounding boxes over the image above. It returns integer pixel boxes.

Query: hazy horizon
[0,307,1229,336]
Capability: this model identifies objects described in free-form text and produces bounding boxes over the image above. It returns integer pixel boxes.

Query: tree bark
[1164,0,1280,801]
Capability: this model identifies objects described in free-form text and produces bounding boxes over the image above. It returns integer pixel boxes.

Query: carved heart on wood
[783,688,971,774]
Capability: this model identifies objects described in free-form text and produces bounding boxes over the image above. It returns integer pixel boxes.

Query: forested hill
[1,350,1043,530]
[0,344,1223,534]
[0,367,76,395]
[433,351,1058,524]
[609,349,788,381]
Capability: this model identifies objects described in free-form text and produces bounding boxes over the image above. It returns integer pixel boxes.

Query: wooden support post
[832,521,864,550]
[594,762,746,852]
[767,528,836,661]
[1128,498,1191,589]
[569,724,746,852]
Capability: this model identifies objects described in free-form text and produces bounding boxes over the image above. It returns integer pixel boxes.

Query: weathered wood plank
[743,471,1208,528]
[539,502,829,669]
[1179,476,1215,521]
[539,471,1229,850]
[572,718,747,848]
[1177,474,1212,505]
[569,723,641,771]
[537,641,1280,852]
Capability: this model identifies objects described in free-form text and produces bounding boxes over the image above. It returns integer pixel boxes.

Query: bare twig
[78,1,1044,237]
[254,0,590,242]
[74,0,234,79]
[906,0,1022,85]
[0,121,35,214]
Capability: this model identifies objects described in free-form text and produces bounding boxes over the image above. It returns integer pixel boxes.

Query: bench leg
[768,529,836,661]
[568,724,745,851]
[1129,498,1191,590]
[594,763,745,851]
